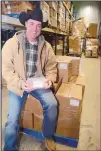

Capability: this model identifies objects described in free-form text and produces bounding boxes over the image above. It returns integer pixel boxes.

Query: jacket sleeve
[2,39,23,90]
[45,43,57,83]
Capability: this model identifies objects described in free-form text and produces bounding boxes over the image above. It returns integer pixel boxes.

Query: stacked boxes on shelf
[20,56,85,139]
[58,2,66,32]
[65,1,71,10]
[1,1,35,14]
[66,11,70,34]
[40,2,50,24]
[48,2,58,28]
[85,38,99,57]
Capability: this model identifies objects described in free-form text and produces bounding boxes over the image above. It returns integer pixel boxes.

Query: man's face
[25,19,42,40]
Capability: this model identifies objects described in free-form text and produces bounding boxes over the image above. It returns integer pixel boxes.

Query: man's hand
[44,79,52,89]
[21,81,27,90]
[21,80,34,92]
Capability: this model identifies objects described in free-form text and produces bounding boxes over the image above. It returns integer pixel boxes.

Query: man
[2,8,58,151]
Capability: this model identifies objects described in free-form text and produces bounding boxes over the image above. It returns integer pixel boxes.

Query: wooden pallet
[67,53,82,57]
[85,56,98,58]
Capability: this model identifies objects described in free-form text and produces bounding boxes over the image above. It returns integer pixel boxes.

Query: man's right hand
[21,81,27,90]
[21,80,35,92]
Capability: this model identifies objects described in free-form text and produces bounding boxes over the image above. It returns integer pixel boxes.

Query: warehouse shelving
[63,2,74,20]
[2,14,68,55]
[2,15,67,35]
[2,1,72,55]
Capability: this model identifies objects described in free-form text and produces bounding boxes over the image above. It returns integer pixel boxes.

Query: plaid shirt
[25,37,38,79]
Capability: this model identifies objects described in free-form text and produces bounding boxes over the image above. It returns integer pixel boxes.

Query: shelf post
[55,33,57,55]
[62,36,65,56]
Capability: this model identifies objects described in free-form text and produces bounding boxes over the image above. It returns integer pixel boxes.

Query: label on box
[59,63,68,69]
[69,48,73,52]
[70,99,79,106]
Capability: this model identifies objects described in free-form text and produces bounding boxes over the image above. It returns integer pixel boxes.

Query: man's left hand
[44,79,52,89]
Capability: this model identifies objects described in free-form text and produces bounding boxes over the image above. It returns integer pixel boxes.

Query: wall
[73,1,101,30]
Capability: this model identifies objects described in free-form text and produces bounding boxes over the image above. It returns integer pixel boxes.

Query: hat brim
[19,11,48,28]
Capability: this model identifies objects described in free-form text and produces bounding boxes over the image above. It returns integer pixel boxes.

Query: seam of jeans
[30,91,43,106]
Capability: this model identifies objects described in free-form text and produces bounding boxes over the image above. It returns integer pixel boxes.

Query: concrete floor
[2,56,101,150]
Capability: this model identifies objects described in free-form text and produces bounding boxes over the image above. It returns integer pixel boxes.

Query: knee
[43,99,57,111]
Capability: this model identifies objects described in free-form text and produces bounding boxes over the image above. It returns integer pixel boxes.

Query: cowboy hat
[19,8,48,28]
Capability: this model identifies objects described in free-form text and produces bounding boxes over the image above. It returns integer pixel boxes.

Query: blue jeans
[4,89,57,151]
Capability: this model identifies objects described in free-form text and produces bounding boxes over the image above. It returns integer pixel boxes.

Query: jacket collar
[13,30,45,54]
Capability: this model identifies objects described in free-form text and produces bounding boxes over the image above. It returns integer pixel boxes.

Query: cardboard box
[50,17,57,28]
[90,39,99,46]
[68,75,85,96]
[92,46,98,52]
[65,2,71,10]
[56,56,72,83]
[61,56,80,77]
[56,84,83,116]
[33,114,80,139]
[87,23,98,38]
[56,118,80,139]
[69,36,81,53]
[68,76,78,84]
[52,78,62,93]
[23,80,62,116]
[56,56,80,82]
[34,114,43,131]
[50,8,57,19]
[86,38,99,47]
[40,2,50,24]
[86,50,92,57]
[48,2,58,11]
[76,76,85,97]
[71,58,80,76]
[92,51,98,57]
[19,111,33,129]
[72,19,86,38]
[66,21,69,34]
[2,2,36,14]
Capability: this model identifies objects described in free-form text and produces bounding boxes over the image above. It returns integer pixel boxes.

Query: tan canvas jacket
[2,30,57,96]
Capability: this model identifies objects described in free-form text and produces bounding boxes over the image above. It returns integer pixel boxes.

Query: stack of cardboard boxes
[86,38,99,57]
[66,11,70,34]
[20,56,85,139]
[87,23,98,38]
[69,18,86,55]
[86,23,98,58]
[48,2,58,28]
[58,2,66,32]
[72,18,86,38]
[40,2,50,25]
[69,36,82,55]
[1,1,35,14]
[65,1,71,10]
[2,1,70,33]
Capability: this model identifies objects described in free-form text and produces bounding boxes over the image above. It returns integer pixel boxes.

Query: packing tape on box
[68,84,80,107]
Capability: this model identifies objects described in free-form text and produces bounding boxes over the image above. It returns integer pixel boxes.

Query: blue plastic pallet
[20,128,78,148]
